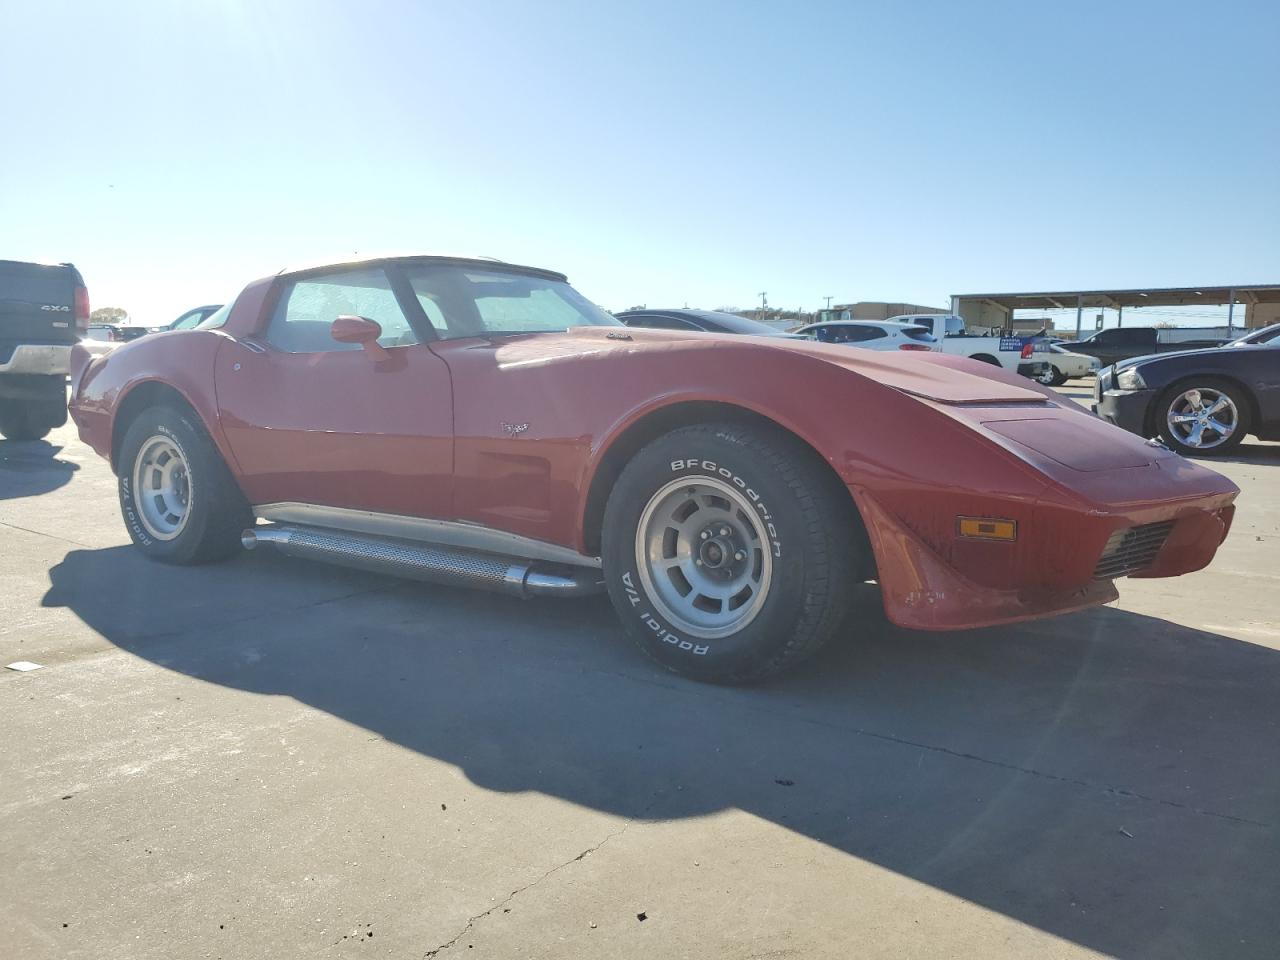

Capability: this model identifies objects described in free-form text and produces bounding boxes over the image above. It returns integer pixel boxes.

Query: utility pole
[758,291,768,321]
[823,295,833,309]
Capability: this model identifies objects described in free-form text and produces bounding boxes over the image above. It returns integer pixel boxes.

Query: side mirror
[331,315,388,360]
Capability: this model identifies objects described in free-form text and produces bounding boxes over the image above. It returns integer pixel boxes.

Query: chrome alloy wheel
[1035,364,1058,385]
[635,477,774,639]
[132,435,192,540]
[1166,387,1240,450]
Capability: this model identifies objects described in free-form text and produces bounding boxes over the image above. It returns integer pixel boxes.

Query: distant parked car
[791,320,938,352]
[618,308,797,337]
[1222,322,1280,348]
[1032,343,1101,386]
[164,304,223,332]
[85,323,123,342]
[109,324,151,342]
[1071,326,1229,367]
[1093,339,1279,455]
[885,313,1047,377]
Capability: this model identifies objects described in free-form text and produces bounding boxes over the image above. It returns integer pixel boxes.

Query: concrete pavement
[2,389,1278,959]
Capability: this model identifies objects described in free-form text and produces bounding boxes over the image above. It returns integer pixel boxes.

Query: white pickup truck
[886,313,1048,378]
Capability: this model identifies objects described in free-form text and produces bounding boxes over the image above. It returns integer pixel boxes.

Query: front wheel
[1157,379,1250,457]
[602,422,862,684]
[117,406,252,563]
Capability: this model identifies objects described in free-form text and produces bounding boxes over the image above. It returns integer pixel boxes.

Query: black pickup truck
[0,259,88,440]
[1068,326,1228,368]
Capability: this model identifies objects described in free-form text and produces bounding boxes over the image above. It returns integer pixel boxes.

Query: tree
[90,307,128,324]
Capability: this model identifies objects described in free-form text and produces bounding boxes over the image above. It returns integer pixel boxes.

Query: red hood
[563,327,1045,404]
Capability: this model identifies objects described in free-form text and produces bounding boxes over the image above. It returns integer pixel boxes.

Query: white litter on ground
[5,661,43,672]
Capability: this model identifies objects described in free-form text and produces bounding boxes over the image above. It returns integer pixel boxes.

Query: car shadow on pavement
[40,546,1280,960]
[0,439,79,500]
[1192,441,1280,466]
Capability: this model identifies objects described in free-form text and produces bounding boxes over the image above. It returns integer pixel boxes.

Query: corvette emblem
[502,421,530,437]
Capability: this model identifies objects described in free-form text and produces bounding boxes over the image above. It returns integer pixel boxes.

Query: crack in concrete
[0,519,93,549]
[423,814,644,957]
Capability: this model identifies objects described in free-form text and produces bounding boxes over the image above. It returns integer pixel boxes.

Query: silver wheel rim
[1036,366,1057,384]
[132,435,192,540]
[635,477,774,640]
[1166,388,1239,450]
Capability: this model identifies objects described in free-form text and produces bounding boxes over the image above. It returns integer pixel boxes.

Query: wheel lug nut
[695,559,702,566]
[700,531,710,540]
[735,550,746,561]
[720,526,729,536]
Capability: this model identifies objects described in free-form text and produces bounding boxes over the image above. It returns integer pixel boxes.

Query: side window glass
[172,310,204,330]
[475,287,583,331]
[267,268,417,353]
[415,291,449,331]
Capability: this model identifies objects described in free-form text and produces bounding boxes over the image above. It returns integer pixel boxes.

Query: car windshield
[403,264,619,340]
[196,301,233,330]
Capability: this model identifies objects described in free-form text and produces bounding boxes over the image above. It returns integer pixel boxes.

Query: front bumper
[0,343,72,376]
[854,474,1237,632]
[1090,369,1155,437]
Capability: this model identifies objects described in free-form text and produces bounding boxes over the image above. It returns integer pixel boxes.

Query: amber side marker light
[957,517,1018,541]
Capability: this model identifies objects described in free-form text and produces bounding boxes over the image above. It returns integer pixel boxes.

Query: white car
[1033,343,1101,386]
[792,320,939,352]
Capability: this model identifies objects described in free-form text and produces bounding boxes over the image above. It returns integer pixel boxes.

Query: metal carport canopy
[950,283,1280,336]
[951,284,1280,310]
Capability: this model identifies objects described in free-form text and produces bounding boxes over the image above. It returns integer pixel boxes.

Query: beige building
[817,301,947,323]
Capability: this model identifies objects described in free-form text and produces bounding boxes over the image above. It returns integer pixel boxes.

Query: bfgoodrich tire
[117,405,252,564]
[602,422,862,684]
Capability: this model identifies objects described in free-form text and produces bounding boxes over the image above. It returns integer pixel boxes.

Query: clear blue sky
[3,0,1277,323]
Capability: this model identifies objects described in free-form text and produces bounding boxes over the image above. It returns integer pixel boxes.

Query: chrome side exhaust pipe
[242,524,604,599]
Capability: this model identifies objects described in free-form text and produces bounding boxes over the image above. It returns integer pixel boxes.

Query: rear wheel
[602,422,862,684]
[0,401,53,441]
[1035,364,1068,387]
[0,378,66,441]
[1157,379,1249,456]
[117,406,252,563]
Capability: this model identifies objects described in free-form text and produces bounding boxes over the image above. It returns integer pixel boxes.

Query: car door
[212,265,454,520]
[1241,343,1280,433]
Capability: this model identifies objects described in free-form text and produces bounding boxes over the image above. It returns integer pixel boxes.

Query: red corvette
[69,255,1238,683]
